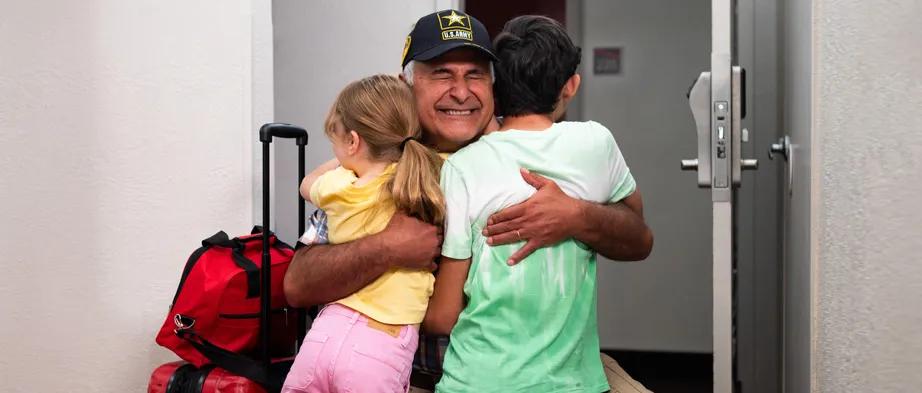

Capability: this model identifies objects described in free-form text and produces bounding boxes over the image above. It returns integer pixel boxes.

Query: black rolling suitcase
[148,123,310,393]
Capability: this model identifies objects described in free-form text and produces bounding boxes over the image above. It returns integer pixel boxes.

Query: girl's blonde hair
[325,74,445,225]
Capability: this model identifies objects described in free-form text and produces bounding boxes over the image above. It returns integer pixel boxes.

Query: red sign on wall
[593,47,622,75]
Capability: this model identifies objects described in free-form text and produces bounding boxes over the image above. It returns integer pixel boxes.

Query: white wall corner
[251,0,275,226]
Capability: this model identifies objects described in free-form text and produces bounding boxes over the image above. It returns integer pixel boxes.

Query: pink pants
[282,304,419,393]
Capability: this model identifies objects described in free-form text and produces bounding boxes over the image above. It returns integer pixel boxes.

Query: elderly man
[284,9,653,392]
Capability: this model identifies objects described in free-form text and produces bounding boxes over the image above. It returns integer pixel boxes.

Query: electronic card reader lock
[681,66,758,188]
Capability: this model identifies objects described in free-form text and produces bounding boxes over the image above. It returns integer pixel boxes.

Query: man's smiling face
[411,48,494,152]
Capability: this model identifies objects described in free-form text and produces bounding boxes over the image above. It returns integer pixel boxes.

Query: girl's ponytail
[387,138,445,225]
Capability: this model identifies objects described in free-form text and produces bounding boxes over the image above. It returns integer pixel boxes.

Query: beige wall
[0,1,272,391]
[811,0,922,391]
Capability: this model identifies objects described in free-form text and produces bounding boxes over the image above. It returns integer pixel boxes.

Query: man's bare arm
[283,213,441,307]
[483,169,653,265]
[571,191,652,261]
[284,238,388,308]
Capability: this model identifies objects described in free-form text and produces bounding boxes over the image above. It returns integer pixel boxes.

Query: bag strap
[169,244,211,308]
[201,231,236,248]
[246,226,295,251]
[169,231,238,307]
[201,231,260,298]
[230,250,260,299]
[175,330,281,392]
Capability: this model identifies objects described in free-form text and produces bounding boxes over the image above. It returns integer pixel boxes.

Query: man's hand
[482,168,581,265]
[380,213,441,271]
[483,169,653,265]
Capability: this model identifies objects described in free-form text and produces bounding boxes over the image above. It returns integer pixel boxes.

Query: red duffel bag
[155,228,299,368]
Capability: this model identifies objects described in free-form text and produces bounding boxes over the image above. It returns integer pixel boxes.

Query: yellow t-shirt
[309,164,435,325]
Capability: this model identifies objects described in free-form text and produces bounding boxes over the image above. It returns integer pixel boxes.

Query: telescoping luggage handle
[169,124,308,392]
[259,123,308,376]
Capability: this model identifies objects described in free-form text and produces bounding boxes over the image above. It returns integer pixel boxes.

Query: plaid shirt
[300,209,449,375]
[298,209,329,246]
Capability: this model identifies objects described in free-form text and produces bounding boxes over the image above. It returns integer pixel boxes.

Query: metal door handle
[769,135,790,161]
[681,159,699,171]
[680,71,712,186]
[769,135,794,196]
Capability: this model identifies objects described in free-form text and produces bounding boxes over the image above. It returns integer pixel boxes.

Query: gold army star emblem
[441,10,467,27]
[437,10,473,41]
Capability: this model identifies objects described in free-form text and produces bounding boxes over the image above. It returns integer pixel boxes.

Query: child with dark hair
[423,15,637,393]
[492,15,583,118]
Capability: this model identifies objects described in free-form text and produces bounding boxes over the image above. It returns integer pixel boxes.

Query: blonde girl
[281,74,444,393]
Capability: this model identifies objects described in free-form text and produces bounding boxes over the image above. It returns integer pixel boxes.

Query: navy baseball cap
[401,9,497,67]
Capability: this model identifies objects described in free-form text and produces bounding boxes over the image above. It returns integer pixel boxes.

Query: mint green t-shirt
[436,121,636,393]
